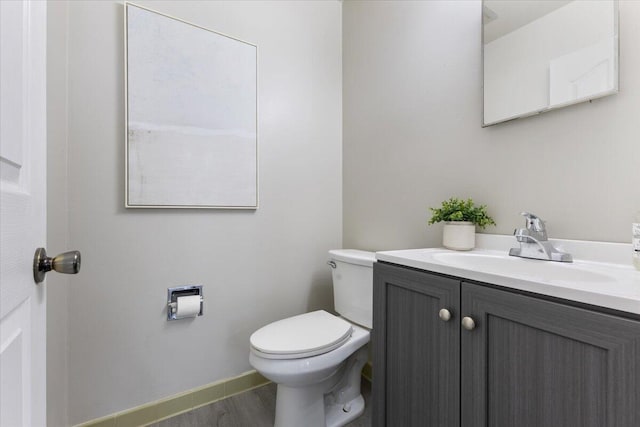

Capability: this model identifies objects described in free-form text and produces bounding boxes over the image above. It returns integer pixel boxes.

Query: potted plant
[428,197,496,250]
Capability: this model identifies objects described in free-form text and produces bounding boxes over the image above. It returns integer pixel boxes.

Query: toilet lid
[250,310,353,360]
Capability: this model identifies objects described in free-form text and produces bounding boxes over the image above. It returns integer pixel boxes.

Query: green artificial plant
[428,197,496,229]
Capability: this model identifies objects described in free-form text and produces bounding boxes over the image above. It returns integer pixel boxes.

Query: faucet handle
[520,212,546,233]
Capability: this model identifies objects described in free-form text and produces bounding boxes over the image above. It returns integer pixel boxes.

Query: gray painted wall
[47,1,342,424]
[47,1,70,425]
[343,0,640,251]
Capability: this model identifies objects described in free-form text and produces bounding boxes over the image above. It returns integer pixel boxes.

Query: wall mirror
[482,0,618,126]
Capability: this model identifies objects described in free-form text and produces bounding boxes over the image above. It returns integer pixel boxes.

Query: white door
[0,1,47,426]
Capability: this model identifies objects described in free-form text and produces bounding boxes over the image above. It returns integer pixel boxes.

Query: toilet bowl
[249,249,375,427]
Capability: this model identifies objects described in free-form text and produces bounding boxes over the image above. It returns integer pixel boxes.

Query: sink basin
[376,237,640,315]
[431,252,617,285]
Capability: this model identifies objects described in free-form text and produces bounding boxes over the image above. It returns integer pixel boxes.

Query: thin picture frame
[124,2,258,209]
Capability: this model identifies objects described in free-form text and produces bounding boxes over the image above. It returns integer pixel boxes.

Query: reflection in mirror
[482,0,618,126]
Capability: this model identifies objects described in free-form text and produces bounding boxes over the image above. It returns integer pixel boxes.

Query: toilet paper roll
[175,295,201,319]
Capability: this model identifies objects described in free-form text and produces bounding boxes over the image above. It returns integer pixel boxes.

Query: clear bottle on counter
[634,211,640,271]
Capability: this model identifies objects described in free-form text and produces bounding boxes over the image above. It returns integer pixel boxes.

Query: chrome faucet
[508,212,572,262]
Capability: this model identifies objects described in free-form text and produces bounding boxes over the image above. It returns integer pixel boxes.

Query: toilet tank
[328,249,375,329]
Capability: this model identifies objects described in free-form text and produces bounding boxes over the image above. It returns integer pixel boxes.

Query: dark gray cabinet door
[372,262,460,427]
[461,282,640,427]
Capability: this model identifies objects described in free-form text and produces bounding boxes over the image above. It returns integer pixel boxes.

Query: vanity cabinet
[372,262,640,427]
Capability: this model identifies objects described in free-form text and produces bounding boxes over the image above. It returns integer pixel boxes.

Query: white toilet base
[274,382,328,427]
[325,394,365,427]
[272,344,369,427]
[273,384,366,427]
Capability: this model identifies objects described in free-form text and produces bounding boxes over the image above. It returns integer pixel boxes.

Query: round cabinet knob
[461,316,476,331]
[438,308,452,322]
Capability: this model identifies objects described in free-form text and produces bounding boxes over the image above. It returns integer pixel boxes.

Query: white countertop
[376,234,640,315]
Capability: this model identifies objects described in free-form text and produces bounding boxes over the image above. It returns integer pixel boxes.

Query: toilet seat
[250,310,353,360]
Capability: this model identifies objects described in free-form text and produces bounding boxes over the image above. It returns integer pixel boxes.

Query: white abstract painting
[125,3,257,208]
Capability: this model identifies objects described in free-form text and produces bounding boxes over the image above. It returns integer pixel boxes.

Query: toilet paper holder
[167,285,203,320]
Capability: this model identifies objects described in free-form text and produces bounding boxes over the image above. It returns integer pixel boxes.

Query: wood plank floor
[149,378,371,427]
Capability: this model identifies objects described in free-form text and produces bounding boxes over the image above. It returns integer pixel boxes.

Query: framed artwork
[125,3,258,208]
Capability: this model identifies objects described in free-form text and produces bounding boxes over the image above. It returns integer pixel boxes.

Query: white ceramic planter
[442,222,476,250]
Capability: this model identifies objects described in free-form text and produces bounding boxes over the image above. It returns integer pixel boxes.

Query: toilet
[249,249,375,427]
